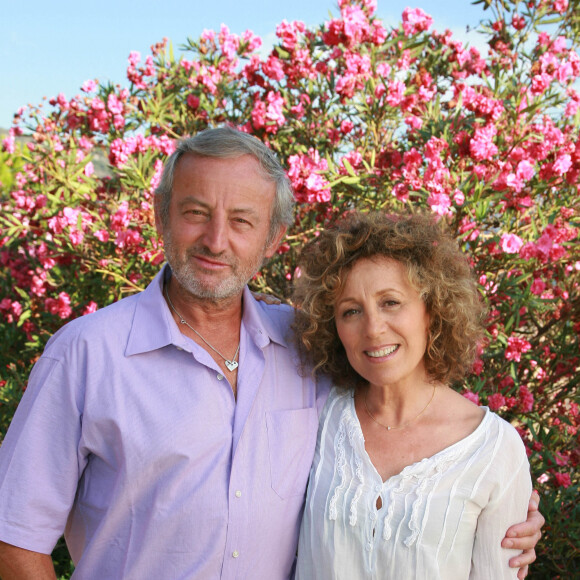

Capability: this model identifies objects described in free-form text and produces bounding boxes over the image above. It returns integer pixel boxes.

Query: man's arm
[0,542,57,580]
[503,491,544,580]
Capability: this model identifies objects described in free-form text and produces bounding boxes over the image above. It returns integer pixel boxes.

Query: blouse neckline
[343,389,491,484]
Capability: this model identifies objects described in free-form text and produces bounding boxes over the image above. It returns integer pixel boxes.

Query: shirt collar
[125,266,175,356]
[125,266,290,356]
[240,286,290,350]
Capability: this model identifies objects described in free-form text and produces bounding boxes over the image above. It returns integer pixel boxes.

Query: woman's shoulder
[319,385,356,426]
[485,410,528,453]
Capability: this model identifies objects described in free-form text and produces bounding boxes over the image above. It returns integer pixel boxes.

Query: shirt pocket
[266,407,319,499]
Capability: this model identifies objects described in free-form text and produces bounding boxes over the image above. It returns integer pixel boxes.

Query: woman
[293,211,532,579]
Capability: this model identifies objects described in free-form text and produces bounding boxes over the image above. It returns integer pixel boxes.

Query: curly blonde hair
[292,211,486,388]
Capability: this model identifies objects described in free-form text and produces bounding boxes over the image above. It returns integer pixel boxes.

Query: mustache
[186,245,236,266]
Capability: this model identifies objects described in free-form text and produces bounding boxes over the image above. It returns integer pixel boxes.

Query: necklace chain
[364,385,436,431]
[164,285,240,372]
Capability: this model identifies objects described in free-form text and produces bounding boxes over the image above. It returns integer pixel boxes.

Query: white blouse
[296,387,532,580]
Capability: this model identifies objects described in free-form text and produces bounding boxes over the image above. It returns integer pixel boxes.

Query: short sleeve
[0,354,86,553]
[469,422,532,580]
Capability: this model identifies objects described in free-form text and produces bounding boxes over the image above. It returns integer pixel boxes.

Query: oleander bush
[1,1,579,577]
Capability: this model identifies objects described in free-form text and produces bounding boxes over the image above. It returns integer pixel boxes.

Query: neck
[364,380,437,427]
[166,276,244,331]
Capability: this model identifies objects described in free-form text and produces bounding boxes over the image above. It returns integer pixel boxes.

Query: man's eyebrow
[177,196,260,217]
[177,195,209,208]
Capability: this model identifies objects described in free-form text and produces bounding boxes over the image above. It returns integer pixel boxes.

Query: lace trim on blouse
[326,390,492,548]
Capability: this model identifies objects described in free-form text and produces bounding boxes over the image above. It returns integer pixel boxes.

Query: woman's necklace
[364,385,436,431]
[164,285,240,372]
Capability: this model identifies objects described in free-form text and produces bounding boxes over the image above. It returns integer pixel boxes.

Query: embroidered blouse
[296,387,532,580]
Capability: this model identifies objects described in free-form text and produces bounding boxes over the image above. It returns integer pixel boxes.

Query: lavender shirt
[0,267,329,579]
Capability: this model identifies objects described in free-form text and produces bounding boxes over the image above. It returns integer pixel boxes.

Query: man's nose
[202,216,228,254]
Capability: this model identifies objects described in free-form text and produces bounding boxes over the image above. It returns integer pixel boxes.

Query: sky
[0,0,486,129]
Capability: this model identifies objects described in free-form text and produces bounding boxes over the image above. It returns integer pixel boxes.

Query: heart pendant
[225,360,239,372]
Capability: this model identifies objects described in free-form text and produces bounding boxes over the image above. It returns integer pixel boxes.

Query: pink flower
[45,292,73,319]
[427,192,452,216]
[404,115,423,130]
[111,201,131,231]
[402,7,433,36]
[553,0,568,14]
[2,132,15,154]
[262,55,285,81]
[501,233,524,254]
[553,153,572,175]
[84,162,94,177]
[488,393,506,411]
[81,79,97,93]
[530,278,546,295]
[149,159,164,195]
[512,14,526,30]
[128,51,141,67]
[251,92,286,134]
[505,336,532,362]
[516,160,535,181]
[341,4,371,44]
[287,149,330,204]
[276,20,306,51]
[555,451,570,467]
[94,230,110,243]
[453,189,465,205]
[518,385,534,412]
[554,471,571,488]
[115,229,143,249]
[83,301,99,315]
[219,24,240,59]
[340,120,354,134]
[469,125,498,160]
[463,391,480,405]
[187,94,200,109]
[386,80,405,107]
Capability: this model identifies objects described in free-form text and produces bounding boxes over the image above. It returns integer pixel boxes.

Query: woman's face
[334,256,431,390]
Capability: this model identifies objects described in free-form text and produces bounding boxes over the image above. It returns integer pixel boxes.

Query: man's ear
[264,225,287,258]
[153,195,164,238]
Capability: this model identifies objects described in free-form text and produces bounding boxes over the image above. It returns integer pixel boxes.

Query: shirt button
[370,512,377,521]
[375,484,382,492]
[366,542,373,551]
[235,490,242,498]
[176,346,183,351]
[217,374,224,381]
[232,550,239,558]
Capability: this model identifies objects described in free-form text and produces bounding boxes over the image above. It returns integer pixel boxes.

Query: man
[0,127,542,579]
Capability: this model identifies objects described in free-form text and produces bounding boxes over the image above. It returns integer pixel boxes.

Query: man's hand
[502,490,544,579]
[0,541,57,580]
[251,291,282,305]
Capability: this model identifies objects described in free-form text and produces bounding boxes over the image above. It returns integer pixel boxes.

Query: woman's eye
[342,308,359,317]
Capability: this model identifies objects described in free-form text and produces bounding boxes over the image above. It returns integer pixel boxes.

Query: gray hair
[155,126,295,242]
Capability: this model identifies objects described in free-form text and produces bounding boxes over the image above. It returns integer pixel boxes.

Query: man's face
[156,153,285,302]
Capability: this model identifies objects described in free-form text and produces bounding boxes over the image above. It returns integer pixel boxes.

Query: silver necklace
[164,285,240,372]
[364,385,436,431]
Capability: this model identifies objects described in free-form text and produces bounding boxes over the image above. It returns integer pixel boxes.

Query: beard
[163,230,266,301]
